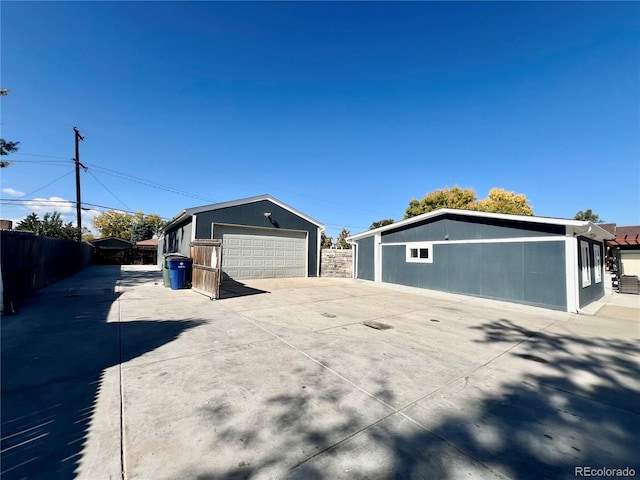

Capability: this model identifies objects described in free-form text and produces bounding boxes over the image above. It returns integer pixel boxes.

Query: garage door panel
[218,226,307,280]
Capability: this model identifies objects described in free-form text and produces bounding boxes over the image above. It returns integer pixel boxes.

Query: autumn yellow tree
[404,186,477,218]
[470,188,534,216]
[404,186,534,218]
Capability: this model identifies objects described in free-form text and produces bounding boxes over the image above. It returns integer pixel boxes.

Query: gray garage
[160,195,324,281]
[348,209,614,312]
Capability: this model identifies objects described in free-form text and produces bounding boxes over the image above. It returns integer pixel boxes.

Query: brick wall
[320,249,353,278]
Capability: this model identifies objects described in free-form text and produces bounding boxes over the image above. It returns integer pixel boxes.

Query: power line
[86,169,131,211]
[0,198,172,221]
[12,152,71,160]
[3,159,71,166]
[9,153,389,219]
[22,169,75,198]
[83,163,216,203]
[0,199,75,205]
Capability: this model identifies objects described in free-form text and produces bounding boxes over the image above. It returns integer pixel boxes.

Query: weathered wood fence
[190,239,222,299]
[1,230,93,310]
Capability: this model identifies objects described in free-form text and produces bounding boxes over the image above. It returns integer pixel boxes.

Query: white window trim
[593,244,602,284]
[580,241,591,287]
[405,242,434,264]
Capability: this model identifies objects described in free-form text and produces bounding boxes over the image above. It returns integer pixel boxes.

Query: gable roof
[162,194,324,232]
[90,236,134,249]
[347,208,615,241]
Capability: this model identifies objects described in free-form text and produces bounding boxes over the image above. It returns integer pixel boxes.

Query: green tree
[335,228,352,249]
[130,220,155,242]
[320,231,333,248]
[574,209,603,223]
[404,186,534,218]
[404,186,477,218]
[15,211,79,240]
[370,219,395,230]
[144,213,167,236]
[16,212,41,234]
[0,139,19,168]
[92,210,132,238]
[39,212,65,238]
[92,210,166,240]
[0,90,18,168]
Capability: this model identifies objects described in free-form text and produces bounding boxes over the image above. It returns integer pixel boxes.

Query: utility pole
[73,127,85,242]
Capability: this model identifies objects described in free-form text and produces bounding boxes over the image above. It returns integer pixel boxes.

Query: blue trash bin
[167,257,193,290]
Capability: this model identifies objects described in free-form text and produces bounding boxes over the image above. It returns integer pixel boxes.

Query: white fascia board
[565,226,579,313]
[374,232,382,282]
[347,208,615,242]
[351,244,357,278]
[181,194,324,230]
[381,236,565,246]
[266,195,325,229]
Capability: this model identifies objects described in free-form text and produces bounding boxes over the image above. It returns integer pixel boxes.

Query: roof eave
[347,209,616,241]
[166,194,325,231]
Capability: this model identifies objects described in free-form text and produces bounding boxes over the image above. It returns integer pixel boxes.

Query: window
[580,241,591,287]
[406,243,433,263]
[593,244,602,284]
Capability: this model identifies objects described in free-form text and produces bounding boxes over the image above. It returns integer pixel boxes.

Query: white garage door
[216,225,307,280]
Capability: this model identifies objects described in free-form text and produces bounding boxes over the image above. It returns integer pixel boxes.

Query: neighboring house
[91,237,134,265]
[160,194,324,281]
[601,223,640,277]
[91,237,159,265]
[348,209,613,312]
[134,238,158,265]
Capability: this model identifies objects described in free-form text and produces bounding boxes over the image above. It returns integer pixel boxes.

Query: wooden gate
[189,239,222,299]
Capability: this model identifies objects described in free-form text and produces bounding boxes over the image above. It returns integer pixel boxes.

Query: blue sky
[1,1,638,239]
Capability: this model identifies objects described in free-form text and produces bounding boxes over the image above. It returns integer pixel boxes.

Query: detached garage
[160,195,324,281]
[348,209,614,312]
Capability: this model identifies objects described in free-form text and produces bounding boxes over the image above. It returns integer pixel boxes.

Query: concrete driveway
[2,265,639,480]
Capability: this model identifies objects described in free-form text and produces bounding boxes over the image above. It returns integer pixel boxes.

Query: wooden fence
[190,239,222,299]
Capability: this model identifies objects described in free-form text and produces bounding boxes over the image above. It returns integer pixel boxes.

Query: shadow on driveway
[219,280,270,300]
[180,319,640,479]
[1,266,203,479]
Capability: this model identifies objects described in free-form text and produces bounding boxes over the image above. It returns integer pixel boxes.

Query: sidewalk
[580,271,640,318]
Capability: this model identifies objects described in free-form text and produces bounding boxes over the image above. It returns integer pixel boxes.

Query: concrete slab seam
[234,311,398,412]
[311,297,480,334]
[233,309,513,478]
[119,337,280,371]
[535,380,640,416]
[287,409,402,474]
[395,316,565,418]
[365,318,569,480]
[118,297,126,480]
